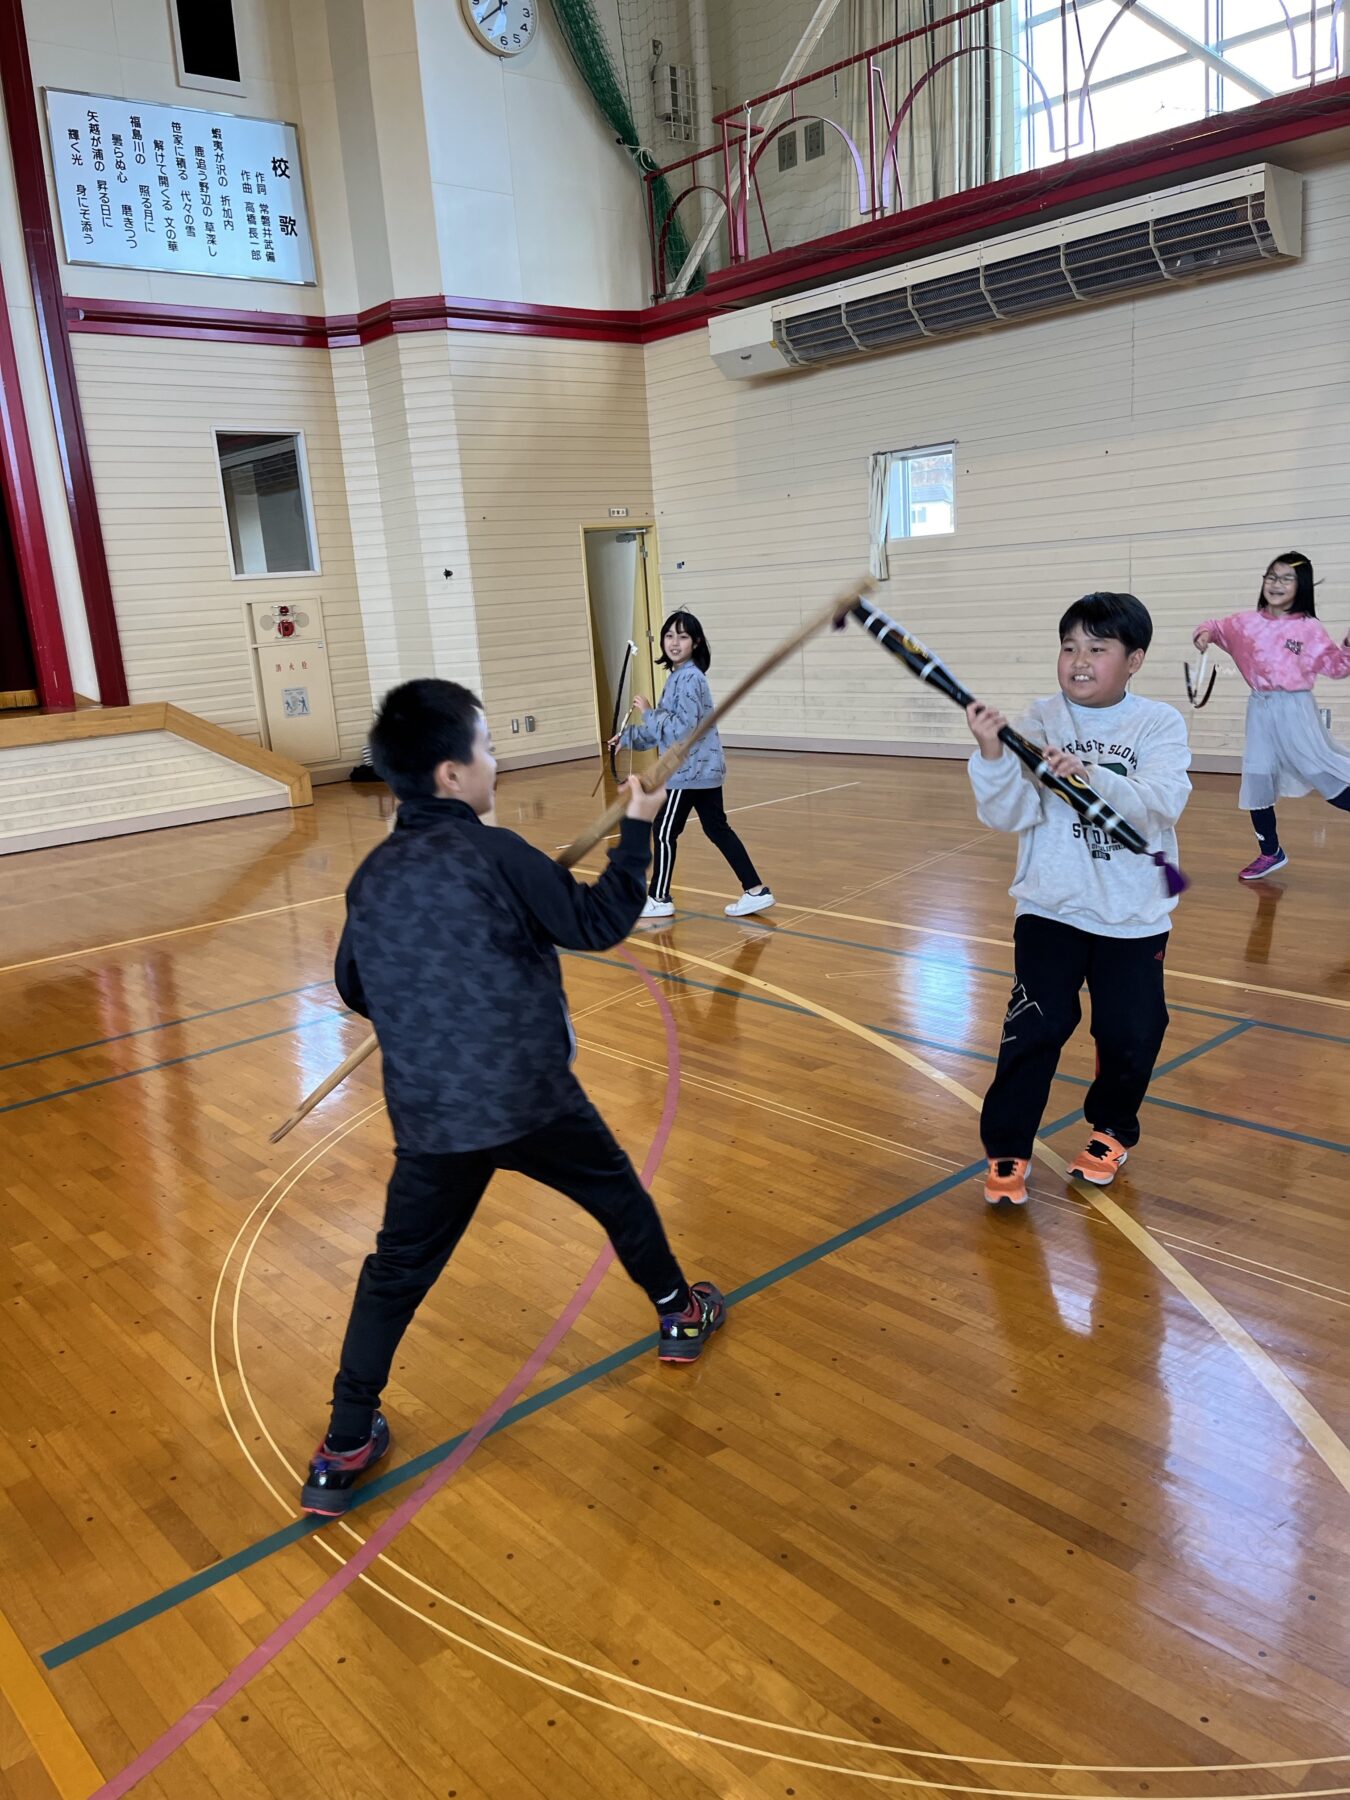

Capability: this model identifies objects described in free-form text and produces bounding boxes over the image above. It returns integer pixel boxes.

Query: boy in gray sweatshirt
[966,593,1191,1206]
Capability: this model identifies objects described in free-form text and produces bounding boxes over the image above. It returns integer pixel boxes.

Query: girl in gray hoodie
[615,610,775,920]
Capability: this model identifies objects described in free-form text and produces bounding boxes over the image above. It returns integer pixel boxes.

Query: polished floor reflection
[2,751,1347,1800]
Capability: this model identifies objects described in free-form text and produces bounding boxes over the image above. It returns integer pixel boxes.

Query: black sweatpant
[1250,785,1350,855]
[650,785,762,902]
[328,1102,685,1439]
[980,914,1170,1162]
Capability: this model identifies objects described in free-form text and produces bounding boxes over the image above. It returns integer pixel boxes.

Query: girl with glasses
[1193,552,1350,879]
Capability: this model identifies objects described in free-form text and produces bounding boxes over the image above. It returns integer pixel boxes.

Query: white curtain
[868,451,892,579]
[886,0,1019,209]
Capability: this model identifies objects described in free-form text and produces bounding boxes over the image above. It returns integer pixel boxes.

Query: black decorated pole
[850,596,1187,893]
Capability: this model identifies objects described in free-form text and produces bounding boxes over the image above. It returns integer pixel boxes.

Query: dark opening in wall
[175,0,241,85]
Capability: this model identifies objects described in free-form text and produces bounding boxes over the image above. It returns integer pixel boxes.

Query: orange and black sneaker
[1068,1132,1129,1186]
[983,1157,1029,1206]
[658,1281,726,1363]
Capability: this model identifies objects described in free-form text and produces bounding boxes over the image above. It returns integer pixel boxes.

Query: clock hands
[479,0,507,21]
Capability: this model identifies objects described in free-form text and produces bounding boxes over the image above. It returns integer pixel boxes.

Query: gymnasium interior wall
[643,136,1350,766]
[7,0,1349,774]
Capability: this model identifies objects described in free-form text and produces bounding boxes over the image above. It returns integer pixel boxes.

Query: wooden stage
[1,751,1348,1800]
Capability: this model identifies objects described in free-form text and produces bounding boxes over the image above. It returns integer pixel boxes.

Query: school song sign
[44,89,316,285]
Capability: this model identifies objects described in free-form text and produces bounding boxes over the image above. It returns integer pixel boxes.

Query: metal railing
[644,0,1345,299]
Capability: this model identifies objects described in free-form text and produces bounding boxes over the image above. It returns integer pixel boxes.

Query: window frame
[885,441,957,544]
[214,426,322,581]
[171,0,247,98]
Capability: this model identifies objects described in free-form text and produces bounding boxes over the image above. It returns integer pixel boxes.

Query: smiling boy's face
[1057,625,1144,709]
[434,712,497,815]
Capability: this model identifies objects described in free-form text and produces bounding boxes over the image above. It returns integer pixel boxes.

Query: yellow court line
[664,882,1350,1014]
[1058,1201,1350,1302]
[625,938,1350,1502]
[1031,1192,1350,1311]
[576,1035,959,1174]
[0,1603,102,1798]
[213,1062,1350,1789]
[0,893,345,979]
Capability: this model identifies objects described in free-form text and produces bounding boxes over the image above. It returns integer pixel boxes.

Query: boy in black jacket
[302,679,725,1516]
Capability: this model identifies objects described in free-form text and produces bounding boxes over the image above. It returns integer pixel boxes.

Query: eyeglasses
[1264,573,1297,586]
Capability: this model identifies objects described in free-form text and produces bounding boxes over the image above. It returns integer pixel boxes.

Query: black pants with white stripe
[649,786,763,902]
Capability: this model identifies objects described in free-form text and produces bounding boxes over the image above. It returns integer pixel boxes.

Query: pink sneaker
[1238,850,1288,881]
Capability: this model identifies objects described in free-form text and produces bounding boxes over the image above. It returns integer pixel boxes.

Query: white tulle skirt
[1238,689,1350,810]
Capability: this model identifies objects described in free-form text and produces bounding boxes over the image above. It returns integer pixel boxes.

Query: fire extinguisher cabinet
[249,598,339,763]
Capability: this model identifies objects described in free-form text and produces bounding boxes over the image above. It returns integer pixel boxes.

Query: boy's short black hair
[1057,592,1153,655]
[369,678,484,800]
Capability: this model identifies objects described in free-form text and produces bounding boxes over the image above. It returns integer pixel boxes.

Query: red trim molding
[59,79,1350,356]
[0,264,73,709]
[0,0,128,705]
[65,292,674,350]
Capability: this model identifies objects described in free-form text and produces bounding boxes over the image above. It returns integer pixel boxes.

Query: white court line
[726,780,860,815]
[553,780,860,850]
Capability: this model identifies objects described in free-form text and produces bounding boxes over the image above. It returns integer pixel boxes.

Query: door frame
[578,520,664,763]
[0,263,72,708]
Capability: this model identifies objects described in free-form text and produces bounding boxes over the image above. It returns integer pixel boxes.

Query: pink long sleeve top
[1195,610,1350,692]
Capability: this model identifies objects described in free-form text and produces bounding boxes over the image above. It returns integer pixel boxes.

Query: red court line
[87,945,682,1799]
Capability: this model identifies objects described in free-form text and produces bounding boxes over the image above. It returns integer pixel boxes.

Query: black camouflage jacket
[334,796,651,1153]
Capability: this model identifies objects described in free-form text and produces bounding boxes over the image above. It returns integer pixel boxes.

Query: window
[216,432,319,577]
[887,444,955,539]
[172,0,243,94]
[1018,0,1345,171]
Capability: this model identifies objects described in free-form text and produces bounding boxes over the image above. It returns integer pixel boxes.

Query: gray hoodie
[620,663,726,790]
[968,690,1191,937]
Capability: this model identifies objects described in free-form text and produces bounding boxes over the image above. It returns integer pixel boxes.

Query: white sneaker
[640,896,675,918]
[724,889,775,917]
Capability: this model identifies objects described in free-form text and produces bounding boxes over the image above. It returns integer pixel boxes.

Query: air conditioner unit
[708,164,1302,378]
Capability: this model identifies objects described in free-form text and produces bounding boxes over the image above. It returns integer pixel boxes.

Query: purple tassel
[1153,852,1189,897]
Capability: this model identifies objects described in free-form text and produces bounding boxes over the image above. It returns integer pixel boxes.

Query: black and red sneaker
[658,1281,726,1364]
[300,1413,391,1517]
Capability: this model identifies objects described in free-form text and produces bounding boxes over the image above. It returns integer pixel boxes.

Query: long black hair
[656,610,711,672]
[1258,551,1317,618]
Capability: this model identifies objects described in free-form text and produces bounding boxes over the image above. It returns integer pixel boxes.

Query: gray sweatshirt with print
[620,664,726,790]
[968,691,1191,937]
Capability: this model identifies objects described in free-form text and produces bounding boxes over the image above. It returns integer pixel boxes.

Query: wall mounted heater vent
[708,165,1302,378]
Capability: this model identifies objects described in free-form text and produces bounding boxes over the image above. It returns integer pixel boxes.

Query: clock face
[460,0,536,56]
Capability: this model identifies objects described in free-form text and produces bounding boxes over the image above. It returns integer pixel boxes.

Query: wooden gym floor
[1,750,1348,1800]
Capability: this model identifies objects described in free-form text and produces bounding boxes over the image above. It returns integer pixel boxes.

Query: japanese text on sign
[44,89,315,284]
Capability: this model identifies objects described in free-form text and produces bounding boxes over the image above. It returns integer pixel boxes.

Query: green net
[549,0,698,294]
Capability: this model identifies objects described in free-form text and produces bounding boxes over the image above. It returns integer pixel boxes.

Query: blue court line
[578,959,1317,1147]
[1152,1020,1255,1077]
[30,1005,1291,1673]
[0,1009,352,1117]
[1083,1096,1348,1156]
[47,1121,1070,1673]
[676,909,1350,1048]
[0,981,336,1076]
[0,956,1316,1157]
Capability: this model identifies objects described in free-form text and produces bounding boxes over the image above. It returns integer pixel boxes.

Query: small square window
[777,130,799,173]
[887,444,955,539]
[172,0,244,95]
[216,431,319,577]
[804,120,825,161]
